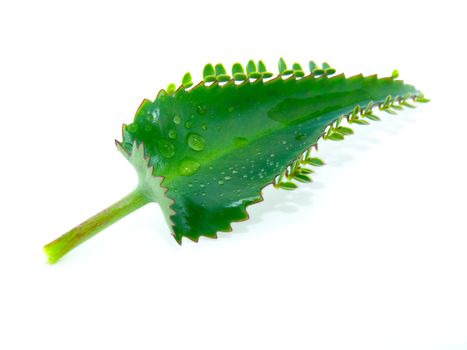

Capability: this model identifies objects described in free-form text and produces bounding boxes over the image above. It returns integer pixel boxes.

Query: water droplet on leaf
[187,133,205,151]
[127,123,138,132]
[173,115,181,124]
[178,158,200,176]
[196,104,207,115]
[156,139,175,158]
[185,120,193,129]
[295,133,306,141]
[168,129,177,139]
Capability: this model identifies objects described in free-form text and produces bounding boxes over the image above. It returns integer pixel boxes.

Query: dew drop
[173,115,181,124]
[156,139,175,158]
[228,106,235,112]
[185,120,193,129]
[201,124,208,131]
[224,176,231,181]
[295,132,307,141]
[218,180,224,185]
[178,158,200,176]
[187,133,205,151]
[127,123,138,132]
[196,104,207,115]
[168,129,177,139]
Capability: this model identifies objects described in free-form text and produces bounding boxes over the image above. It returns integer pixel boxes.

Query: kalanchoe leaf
[232,63,247,81]
[293,173,312,183]
[182,72,193,88]
[278,57,293,75]
[167,83,176,95]
[352,105,361,117]
[246,60,257,74]
[43,58,427,263]
[401,101,416,108]
[365,114,381,121]
[306,158,325,167]
[299,168,314,175]
[322,62,336,75]
[383,108,398,115]
[327,132,345,141]
[232,62,245,75]
[336,126,354,135]
[278,57,287,74]
[309,60,324,75]
[279,182,298,190]
[257,60,273,78]
[215,63,227,76]
[308,60,317,72]
[215,64,230,82]
[203,63,216,82]
[292,63,305,77]
[350,119,370,125]
[415,94,430,103]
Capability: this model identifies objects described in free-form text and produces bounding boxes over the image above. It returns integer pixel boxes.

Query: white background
[1,1,466,349]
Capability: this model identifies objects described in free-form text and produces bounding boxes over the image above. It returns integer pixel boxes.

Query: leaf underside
[119,63,422,243]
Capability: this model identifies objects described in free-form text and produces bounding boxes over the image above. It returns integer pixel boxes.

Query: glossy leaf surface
[120,72,419,242]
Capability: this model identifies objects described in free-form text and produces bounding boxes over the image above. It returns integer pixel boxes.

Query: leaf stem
[43,189,150,264]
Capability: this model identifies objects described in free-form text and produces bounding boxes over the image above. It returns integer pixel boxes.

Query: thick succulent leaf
[120,73,420,242]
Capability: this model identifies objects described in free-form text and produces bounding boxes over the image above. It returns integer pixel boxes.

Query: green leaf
[203,63,216,82]
[232,63,244,75]
[167,83,176,95]
[182,72,193,88]
[233,73,247,81]
[350,119,370,125]
[258,60,268,73]
[322,62,336,75]
[248,72,263,79]
[215,63,227,76]
[306,157,325,167]
[299,168,314,175]
[44,61,425,262]
[390,104,403,111]
[279,182,298,190]
[365,114,381,121]
[336,126,354,135]
[327,132,345,141]
[292,63,305,77]
[415,95,430,103]
[308,60,317,72]
[383,108,397,115]
[401,101,416,108]
[246,60,257,74]
[278,57,287,74]
[293,173,312,183]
